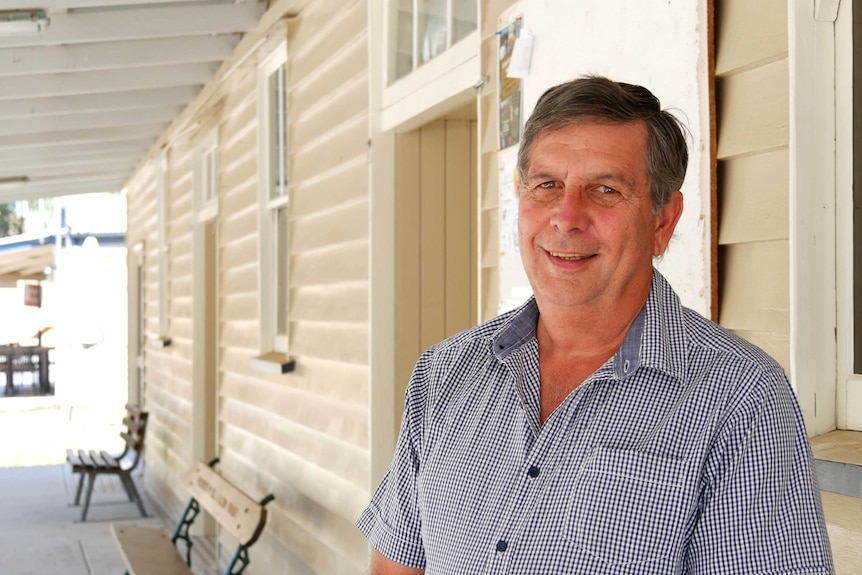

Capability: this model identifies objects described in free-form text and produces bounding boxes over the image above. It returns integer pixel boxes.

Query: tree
[0,203,23,237]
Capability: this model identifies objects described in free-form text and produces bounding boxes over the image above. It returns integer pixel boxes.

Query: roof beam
[0,155,140,175]
[0,35,239,77]
[0,124,166,150]
[0,179,127,203]
[1,162,138,181]
[0,87,199,119]
[0,3,266,48]
[0,106,184,136]
[0,245,55,282]
[0,139,152,161]
[0,0,213,9]
[0,63,215,99]
[24,170,134,187]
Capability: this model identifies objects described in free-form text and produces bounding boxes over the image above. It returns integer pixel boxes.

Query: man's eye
[537,181,556,190]
[589,184,624,207]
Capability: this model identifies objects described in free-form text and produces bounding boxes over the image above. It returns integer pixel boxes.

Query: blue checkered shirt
[357,270,834,574]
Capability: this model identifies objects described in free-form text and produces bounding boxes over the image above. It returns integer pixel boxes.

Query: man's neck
[535,292,647,359]
[534,296,647,423]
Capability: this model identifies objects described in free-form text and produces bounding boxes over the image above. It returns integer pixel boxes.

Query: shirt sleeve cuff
[356,504,426,570]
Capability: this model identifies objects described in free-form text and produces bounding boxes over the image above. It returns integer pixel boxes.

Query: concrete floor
[0,397,163,575]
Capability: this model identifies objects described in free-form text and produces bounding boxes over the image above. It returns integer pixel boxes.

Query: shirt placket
[483,368,608,575]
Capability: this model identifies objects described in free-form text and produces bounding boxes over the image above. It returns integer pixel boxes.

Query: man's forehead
[523,122,648,181]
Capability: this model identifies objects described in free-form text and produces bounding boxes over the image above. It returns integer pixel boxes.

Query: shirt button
[527,465,540,478]
[495,540,508,552]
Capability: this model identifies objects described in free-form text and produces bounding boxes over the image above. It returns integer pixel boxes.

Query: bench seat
[111,525,191,575]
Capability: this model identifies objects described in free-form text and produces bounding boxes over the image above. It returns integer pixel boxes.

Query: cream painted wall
[505,0,712,315]
[125,1,371,573]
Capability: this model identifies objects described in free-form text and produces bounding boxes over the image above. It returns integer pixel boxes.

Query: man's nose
[551,189,589,232]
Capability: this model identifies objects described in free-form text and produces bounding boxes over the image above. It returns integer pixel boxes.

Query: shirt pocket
[565,446,690,566]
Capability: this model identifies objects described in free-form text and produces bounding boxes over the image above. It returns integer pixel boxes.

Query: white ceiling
[0,0,267,204]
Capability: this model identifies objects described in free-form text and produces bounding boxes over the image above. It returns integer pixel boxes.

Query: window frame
[835,0,862,429]
[386,0,478,84]
[193,128,219,223]
[253,41,294,374]
[155,150,171,346]
[380,0,480,131]
[789,0,860,433]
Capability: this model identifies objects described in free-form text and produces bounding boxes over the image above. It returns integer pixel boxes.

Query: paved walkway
[0,398,163,575]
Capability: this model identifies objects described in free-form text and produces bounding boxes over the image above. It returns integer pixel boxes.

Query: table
[0,346,53,395]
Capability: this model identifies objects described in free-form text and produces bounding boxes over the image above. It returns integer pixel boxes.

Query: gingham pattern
[357,270,834,574]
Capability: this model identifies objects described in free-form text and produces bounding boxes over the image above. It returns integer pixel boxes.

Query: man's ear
[653,191,684,256]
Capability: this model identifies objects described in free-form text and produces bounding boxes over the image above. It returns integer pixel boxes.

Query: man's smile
[548,251,595,261]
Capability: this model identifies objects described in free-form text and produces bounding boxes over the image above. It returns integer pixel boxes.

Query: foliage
[0,203,23,238]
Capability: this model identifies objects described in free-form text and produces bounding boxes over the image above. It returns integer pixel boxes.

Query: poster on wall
[498,146,532,314]
[24,283,41,308]
[499,153,519,256]
[498,18,522,150]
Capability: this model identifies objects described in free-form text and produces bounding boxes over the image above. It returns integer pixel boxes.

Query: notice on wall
[507,29,534,79]
[499,153,519,256]
[24,283,41,308]
[498,146,532,314]
[498,18,523,150]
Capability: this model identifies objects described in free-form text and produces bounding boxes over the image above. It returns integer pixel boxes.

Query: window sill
[250,352,295,374]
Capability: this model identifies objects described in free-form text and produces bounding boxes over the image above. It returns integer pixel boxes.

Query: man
[357,76,834,574]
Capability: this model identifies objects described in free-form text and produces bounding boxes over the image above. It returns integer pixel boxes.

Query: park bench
[66,403,149,522]
[111,458,275,575]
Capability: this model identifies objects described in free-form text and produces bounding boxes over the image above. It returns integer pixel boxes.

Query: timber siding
[125,1,370,573]
[715,0,791,370]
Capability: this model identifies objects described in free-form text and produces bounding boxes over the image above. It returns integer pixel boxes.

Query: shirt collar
[490,269,687,384]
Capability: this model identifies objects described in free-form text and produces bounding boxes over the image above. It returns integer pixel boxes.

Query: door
[128,242,144,405]
[393,113,478,435]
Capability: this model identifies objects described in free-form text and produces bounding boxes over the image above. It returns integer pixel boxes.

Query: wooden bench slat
[98,450,118,465]
[88,450,117,470]
[111,524,192,575]
[78,449,98,468]
[120,430,144,449]
[183,461,268,547]
[66,449,83,467]
[123,417,146,435]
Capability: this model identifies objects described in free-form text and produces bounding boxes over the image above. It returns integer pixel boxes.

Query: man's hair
[517,75,688,210]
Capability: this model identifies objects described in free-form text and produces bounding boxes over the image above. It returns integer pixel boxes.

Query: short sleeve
[356,362,430,570]
[684,368,834,574]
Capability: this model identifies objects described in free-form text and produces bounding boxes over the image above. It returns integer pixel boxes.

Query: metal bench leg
[120,473,147,518]
[80,472,96,522]
[227,545,251,575]
[73,472,85,506]
[118,473,135,502]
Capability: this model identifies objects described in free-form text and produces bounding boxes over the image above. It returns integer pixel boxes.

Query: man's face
[518,121,682,313]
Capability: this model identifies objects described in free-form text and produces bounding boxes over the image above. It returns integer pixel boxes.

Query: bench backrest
[120,404,148,461]
[182,461,268,547]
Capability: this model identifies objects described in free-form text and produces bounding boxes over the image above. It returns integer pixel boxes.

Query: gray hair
[517,75,688,210]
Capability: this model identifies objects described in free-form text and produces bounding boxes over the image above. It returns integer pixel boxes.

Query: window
[155,151,171,346]
[380,0,480,131]
[194,129,219,222]
[389,0,478,83]
[788,0,847,433]
[253,42,294,374]
[838,0,862,428]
